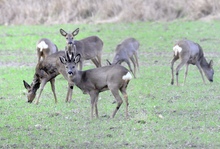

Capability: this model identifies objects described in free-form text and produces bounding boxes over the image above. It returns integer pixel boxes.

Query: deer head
[203,59,214,82]
[59,52,81,76]
[60,28,79,48]
[23,76,40,103]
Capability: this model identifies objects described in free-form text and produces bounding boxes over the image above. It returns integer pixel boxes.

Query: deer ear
[60,29,67,36]
[59,56,67,64]
[72,28,79,36]
[209,60,213,68]
[74,54,81,63]
[23,80,31,89]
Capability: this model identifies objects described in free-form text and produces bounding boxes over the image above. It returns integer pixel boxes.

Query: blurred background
[1,0,220,25]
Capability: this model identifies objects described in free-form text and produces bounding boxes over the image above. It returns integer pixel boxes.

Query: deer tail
[122,72,132,81]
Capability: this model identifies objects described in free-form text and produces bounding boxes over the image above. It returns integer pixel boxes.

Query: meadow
[0,21,220,148]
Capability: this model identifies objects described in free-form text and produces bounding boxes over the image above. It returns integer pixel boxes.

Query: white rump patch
[173,45,182,56]
[122,72,132,80]
[37,41,48,52]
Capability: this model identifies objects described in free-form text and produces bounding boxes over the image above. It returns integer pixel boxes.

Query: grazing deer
[23,51,71,104]
[36,38,58,63]
[111,38,140,78]
[171,39,214,86]
[60,28,103,70]
[59,52,132,119]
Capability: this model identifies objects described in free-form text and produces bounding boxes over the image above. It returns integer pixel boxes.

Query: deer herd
[23,28,214,119]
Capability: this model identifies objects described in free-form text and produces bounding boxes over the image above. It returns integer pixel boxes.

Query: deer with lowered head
[59,52,132,119]
[171,39,214,86]
[60,28,103,70]
[36,38,58,63]
[23,51,72,104]
[108,37,140,78]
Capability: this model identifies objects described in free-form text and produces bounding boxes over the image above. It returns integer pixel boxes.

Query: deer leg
[91,58,99,68]
[37,57,40,63]
[37,49,41,63]
[130,56,137,78]
[183,63,189,85]
[120,82,129,118]
[95,94,99,118]
[134,52,139,72]
[124,59,134,78]
[170,56,179,85]
[66,85,74,102]
[50,78,58,103]
[175,59,188,86]
[196,63,206,84]
[35,79,47,104]
[97,53,102,67]
[110,88,123,118]
[89,91,99,119]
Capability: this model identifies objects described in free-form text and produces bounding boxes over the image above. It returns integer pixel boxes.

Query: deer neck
[200,57,209,69]
[31,77,41,93]
[70,70,90,94]
[68,70,83,86]
[66,44,76,59]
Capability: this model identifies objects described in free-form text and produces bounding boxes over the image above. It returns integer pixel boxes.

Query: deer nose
[68,71,73,75]
[68,41,73,45]
[210,79,213,82]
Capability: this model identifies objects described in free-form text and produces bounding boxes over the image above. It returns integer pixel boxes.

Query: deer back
[39,51,68,79]
[37,38,58,58]
[74,36,103,60]
[174,40,203,63]
[113,37,139,64]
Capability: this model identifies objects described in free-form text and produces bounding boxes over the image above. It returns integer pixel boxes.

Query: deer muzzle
[68,41,73,46]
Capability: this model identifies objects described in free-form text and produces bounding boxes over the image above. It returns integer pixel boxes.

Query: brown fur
[60,28,103,70]
[23,51,69,104]
[60,52,132,119]
[171,39,214,86]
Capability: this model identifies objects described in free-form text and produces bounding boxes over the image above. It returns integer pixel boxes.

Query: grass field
[0,21,220,148]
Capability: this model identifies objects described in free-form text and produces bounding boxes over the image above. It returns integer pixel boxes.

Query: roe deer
[60,28,103,70]
[171,39,214,86]
[59,52,132,119]
[111,38,140,78]
[23,51,71,104]
[36,38,58,63]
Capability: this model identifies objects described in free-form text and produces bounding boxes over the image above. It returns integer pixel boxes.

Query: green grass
[0,21,220,148]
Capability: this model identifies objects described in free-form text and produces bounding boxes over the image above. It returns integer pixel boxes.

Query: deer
[23,51,72,104]
[171,39,214,86]
[60,28,103,70]
[108,37,140,78]
[59,52,132,119]
[36,38,58,63]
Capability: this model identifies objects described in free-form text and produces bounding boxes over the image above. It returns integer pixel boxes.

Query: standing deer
[36,38,58,63]
[59,52,132,119]
[23,51,71,104]
[171,39,214,86]
[110,38,140,78]
[60,28,103,70]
